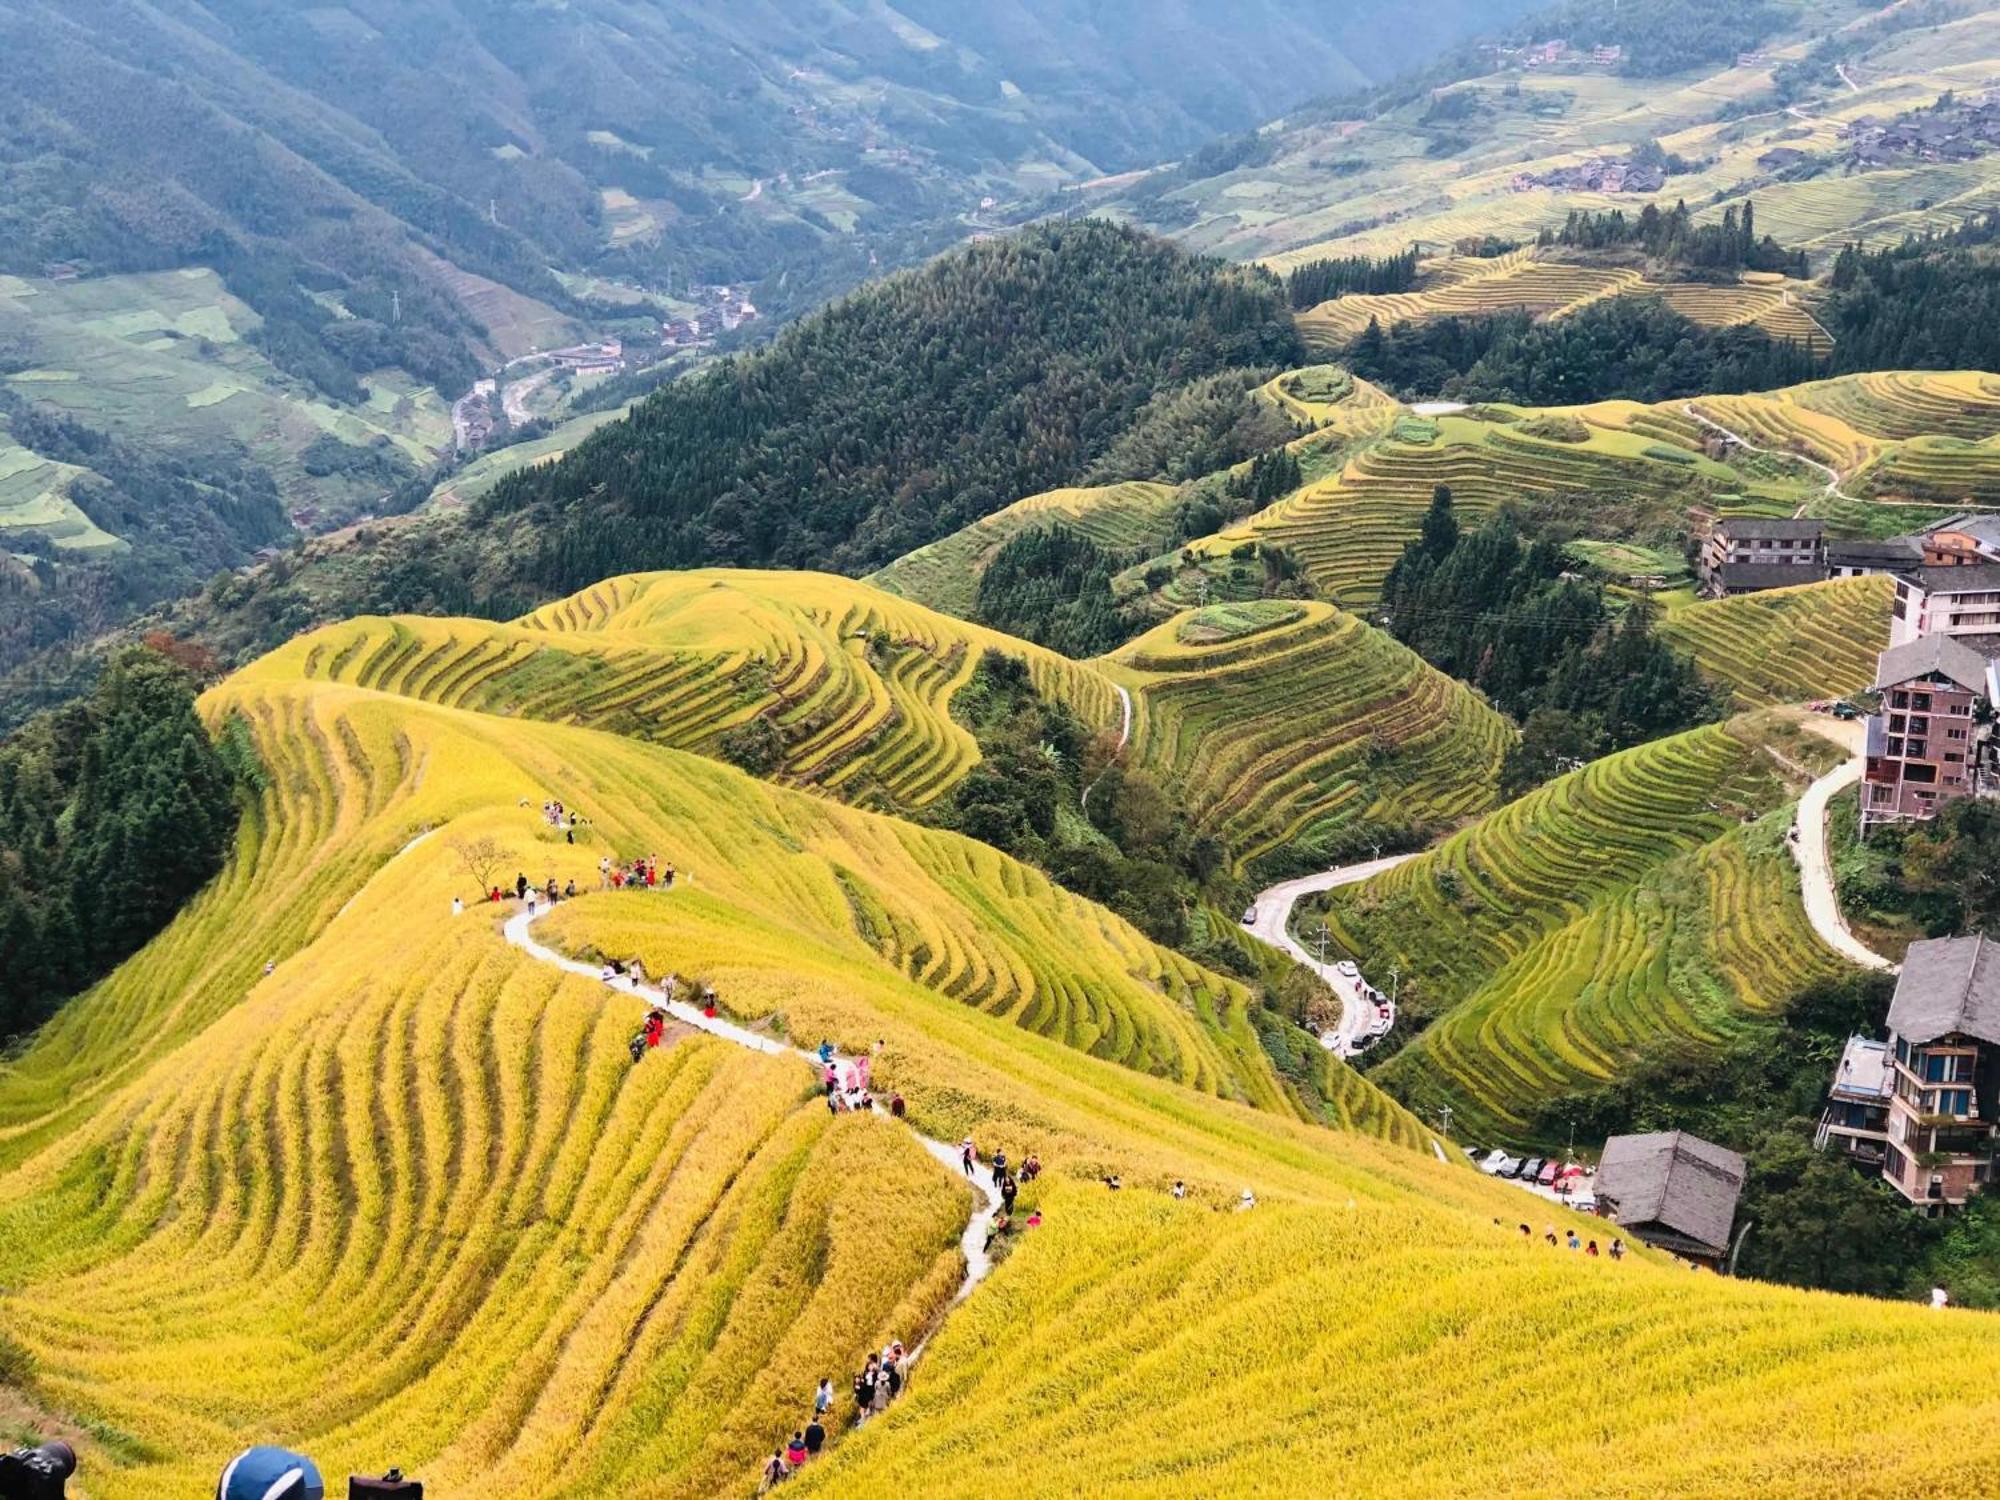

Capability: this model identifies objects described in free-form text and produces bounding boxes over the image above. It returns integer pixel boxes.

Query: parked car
[1241,905,1257,925]
[1537,1160,1560,1187]
[1333,960,1361,980]
[1568,1193,1598,1215]
[1516,1157,1545,1182]
[1479,1149,1517,1176]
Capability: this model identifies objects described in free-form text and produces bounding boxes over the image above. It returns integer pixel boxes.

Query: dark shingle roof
[1826,537,1921,567]
[1888,935,2000,1047]
[1907,564,2000,594]
[1872,633,1993,695]
[1595,1131,1745,1256]
[1715,517,1824,541]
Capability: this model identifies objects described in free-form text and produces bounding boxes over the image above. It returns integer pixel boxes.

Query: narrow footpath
[1789,728,1898,973]
[1684,403,1851,502]
[502,907,1007,1332]
[1080,684,1134,813]
[1245,852,1419,1054]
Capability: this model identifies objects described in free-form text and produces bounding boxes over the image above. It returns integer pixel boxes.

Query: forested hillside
[481,222,1301,588]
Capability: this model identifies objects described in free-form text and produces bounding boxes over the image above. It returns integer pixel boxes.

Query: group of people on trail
[957,1141,1043,1250]
[820,1047,901,1117]
[758,1348,906,1491]
[602,854,677,891]
[1521,1222,1625,1260]
[539,799,586,844]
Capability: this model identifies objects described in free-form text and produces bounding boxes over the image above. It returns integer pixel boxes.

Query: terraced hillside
[1316,716,1854,1140]
[1658,576,1894,708]
[1108,601,1514,874]
[247,571,1120,813]
[250,571,1508,868]
[1297,252,1830,351]
[11,604,2000,1495]
[1182,372,1996,608]
[1117,4,2000,272]
[866,481,1179,618]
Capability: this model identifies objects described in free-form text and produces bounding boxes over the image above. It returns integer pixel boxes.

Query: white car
[1333,960,1361,979]
[1241,905,1258,925]
[1479,1149,1519,1176]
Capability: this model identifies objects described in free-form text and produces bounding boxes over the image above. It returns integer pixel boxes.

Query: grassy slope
[1323,714,1855,1140]
[1123,4,2000,271]
[4,613,1997,1494]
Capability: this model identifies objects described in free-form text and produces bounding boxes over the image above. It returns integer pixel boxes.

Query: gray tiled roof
[1888,935,2000,1047]
[1872,633,1993,696]
[1595,1131,1746,1256]
[1908,564,2000,593]
[1715,517,1824,541]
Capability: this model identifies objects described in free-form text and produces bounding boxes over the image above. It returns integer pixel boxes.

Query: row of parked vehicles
[1473,1148,1597,1211]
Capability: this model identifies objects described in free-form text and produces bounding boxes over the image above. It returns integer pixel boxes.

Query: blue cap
[218,1446,325,1500]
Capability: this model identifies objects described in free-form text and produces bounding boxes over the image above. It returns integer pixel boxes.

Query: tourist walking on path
[960,1139,975,1176]
[814,1378,832,1416]
[759,1449,788,1491]
[804,1416,825,1457]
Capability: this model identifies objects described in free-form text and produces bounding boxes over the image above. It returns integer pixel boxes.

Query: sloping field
[1183,372,2000,608]
[248,571,1120,812]
[1297,251,1831,351]
[252,570,1502,867]
[1320,716,1851,1139]
[1108,601,1514,873]
[1658,576,1893,707]
[11,615,2000,1494]
[866,481,1178,617]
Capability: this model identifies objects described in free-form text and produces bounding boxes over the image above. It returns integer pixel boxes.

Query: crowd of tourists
[1519,1222,1627,1260]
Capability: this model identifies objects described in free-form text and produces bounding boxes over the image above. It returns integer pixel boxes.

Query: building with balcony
[1881,935,2000,1211]
[1817,1035,1893,1164]
[1861,633,1994,833]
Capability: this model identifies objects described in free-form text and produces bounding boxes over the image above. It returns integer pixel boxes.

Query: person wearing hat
[218,1446,324,1500]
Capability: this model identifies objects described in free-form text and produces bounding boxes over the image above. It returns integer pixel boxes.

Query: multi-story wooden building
[1817,1035,1893,1165]
[1699,517,1825,597]
[1862,634,1993,832]
[1882,935,2000,1210]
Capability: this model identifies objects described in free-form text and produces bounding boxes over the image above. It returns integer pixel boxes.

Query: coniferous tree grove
[1381,487,1720,770]
[1822,216,2000,374]
[0,646,240,1038]
[1545,200,1807,278]
[973,526,1129,661]
[1345,296,1826,404]
[482,222,1302,594]
[1285,249,1421,308]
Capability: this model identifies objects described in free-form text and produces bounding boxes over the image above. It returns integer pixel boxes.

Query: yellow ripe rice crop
[5,604,2000,1495]
[1108,600,1513,873]
[1658,576,1893,707]
[1324,716,1852,1140]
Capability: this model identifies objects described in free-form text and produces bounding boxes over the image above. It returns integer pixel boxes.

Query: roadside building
[1888,564,2000,647]
[1916,514,2000,568]
[1826,536,1922,579]
[1861,634,1994,832]
[1594,1130,1747,1268]
[1700,517,1825,595]
[1881,935,2000,1210]
[1816,1035,1893,1165]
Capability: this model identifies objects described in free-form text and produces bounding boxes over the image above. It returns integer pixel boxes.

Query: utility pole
[1437,1103,1453,1139]
[391,290,400,325]
[1388,966,1401,1008]
[1313,924,1331,968]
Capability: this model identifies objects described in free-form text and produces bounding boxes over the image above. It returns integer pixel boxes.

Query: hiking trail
[502,905,1007,1359]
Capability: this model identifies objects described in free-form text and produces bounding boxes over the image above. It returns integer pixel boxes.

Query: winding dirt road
[1246,852,1419,1055]
[1788,719,1897,973]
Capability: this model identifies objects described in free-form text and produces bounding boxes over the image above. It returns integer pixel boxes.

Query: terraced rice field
[248,571,1120,812]
[1179,372,2000,608]
[866,481,1179,618]
[1296,250,1830,351]
[1109,602,1514,873]
[11,592,2000,1495]
[1209,410,1737,607]
[1658,576,1893,707]
[1321,717,1850,1139]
